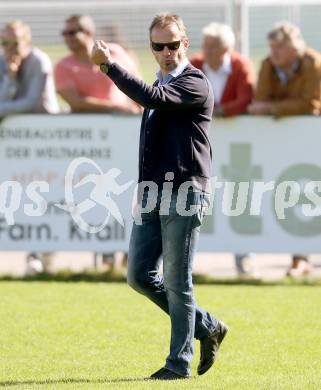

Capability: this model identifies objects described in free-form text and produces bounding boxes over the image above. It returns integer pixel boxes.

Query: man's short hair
[4,20,32,44]
[202,22,235,50]
[149,13,187,38]
[267,21,306,55]
[65,14,95,36]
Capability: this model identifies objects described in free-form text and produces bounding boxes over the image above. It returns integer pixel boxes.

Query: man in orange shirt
[55,14,141,114]
[190,22,254,117]
[248,21,321,117]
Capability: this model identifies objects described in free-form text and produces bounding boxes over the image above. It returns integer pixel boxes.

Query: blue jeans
[127,187,218,376]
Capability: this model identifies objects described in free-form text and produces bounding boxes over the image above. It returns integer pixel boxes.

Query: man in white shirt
[202,50,232,110]
[190,22,254,117]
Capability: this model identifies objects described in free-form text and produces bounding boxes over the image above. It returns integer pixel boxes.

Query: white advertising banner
[0,114,320,252]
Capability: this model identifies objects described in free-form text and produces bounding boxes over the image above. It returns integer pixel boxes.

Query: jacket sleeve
[221,60,254,116]
[254,59,272,102]
[0,74,18,102]
[0,72,47,116]
[106,62,208,109]
[0,55,50,116]
[254,58,321,116]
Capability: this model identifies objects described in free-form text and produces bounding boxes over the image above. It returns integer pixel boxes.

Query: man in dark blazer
[91,13,228,380]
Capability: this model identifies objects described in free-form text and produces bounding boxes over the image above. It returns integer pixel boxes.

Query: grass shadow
[0,376,151,387]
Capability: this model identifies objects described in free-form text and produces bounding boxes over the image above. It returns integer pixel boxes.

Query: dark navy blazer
[106,62,214,190]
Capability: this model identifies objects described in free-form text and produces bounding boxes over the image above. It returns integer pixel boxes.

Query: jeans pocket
[193,198,208,229]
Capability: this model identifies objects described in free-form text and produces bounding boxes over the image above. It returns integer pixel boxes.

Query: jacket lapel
[142,79,159,126]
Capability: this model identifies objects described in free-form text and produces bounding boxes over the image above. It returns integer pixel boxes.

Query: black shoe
[197,320,228,376]
[149,367,189,380]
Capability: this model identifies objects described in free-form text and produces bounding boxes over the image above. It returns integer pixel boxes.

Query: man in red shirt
[55,14,141,114]
[190,22,254,117]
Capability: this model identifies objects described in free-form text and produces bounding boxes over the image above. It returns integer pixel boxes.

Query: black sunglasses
[151,40,181,52]
[61,28,83,37]
[1,40,18,47]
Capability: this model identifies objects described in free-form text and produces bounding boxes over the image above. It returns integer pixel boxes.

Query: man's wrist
[100,61,114,74]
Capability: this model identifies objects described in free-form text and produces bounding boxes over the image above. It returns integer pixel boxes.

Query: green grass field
[1,282,320,389]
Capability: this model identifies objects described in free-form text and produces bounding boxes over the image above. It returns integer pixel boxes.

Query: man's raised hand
[91,40,113,66]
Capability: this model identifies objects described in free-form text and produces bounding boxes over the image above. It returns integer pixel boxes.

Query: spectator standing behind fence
[0,20,59,117]
[248,21,321,116]
[190,22,259,278]
[55,14,141,114]
[248,21,320,277]
[190,22,254,117]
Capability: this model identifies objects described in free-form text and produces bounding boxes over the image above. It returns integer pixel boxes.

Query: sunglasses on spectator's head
[1,40,18,47]
[61,28,83,37]
[151,40,181,52]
